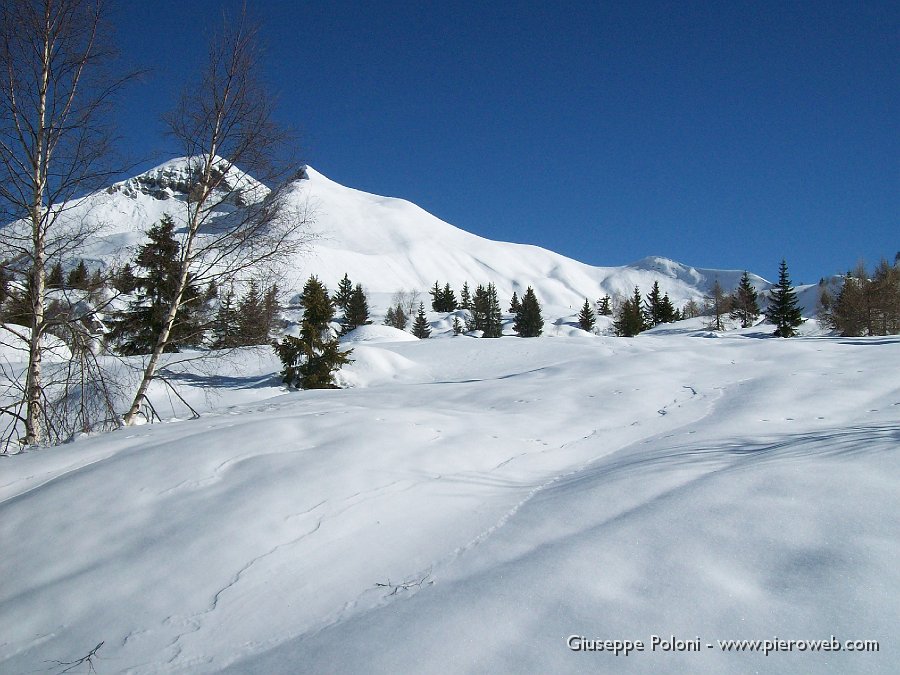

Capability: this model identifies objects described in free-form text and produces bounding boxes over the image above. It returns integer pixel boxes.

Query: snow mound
[334,344,421,387]
[340,324,419,344]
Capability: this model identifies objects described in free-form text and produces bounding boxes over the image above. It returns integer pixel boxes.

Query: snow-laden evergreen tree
[578,298,595,332]
[766,259,804,337]
[412,302,431,338]
[452,315,464,335]
[275,276,351,389]
[730,271,760,328]
[334,273,354,312]
[514,286,543,337]
[342,283,371,335]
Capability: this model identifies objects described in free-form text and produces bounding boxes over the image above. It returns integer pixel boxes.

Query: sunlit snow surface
[1,331,898,674]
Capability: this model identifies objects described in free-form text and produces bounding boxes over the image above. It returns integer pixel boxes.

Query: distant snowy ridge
[3,159,795,312]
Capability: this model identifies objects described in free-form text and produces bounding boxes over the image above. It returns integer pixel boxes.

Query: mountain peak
[108,156,267,205]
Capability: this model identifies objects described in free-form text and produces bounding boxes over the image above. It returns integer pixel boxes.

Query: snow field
[1,332,898,673]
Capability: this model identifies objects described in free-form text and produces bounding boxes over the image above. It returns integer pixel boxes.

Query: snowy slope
[2,160,777,312]
[1,333,897,674]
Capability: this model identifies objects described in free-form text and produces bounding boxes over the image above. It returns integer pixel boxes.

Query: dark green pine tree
[114,263,138,294]
[451,315,464,335]
[211,286,239,349]
[237,280,269,345]
[508,291,521,314]
[0,267,10,308]
[275,276,352,389]
[113,215,201,354]
[766,259,804,337]
[644,281,664,326]
[67,259,89,289]
[460,281,472,310]
[47,261,64,289]
[658,292,678,323]
[440,283,457,311]
[613,287,648,337]
[597,295,612,316]
[484,283,503,337]
[334,273,354,312]
[578,298,595,332]
[412,302,431,338]
[261,284,281,339]
[514,286,544,337]
[342,283,371,334]
[469,283,503,336]
[429,281,442,311]
[730,271,761,328]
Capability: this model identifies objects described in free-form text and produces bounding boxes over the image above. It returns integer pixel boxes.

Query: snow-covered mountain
[9,159,777,310]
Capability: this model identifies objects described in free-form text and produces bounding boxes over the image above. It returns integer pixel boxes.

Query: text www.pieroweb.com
[567,635,880,656]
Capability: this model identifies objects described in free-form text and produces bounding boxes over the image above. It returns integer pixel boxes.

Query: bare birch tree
[0,0,133,446]
[121,11,311,425]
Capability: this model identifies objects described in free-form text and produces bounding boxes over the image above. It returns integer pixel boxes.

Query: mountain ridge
[4,158,782,311]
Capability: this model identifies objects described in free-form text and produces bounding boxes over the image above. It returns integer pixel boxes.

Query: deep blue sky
[113,1,898,284]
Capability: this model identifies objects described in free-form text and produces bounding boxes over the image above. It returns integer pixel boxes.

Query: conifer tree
[67,260,89,289]
[765,259,804,337]
[114,263,138,294]
[644,281,664,326]
[384,306,396,328]
[237,280,268,345]
[0,267,10,308]
[441,283,457,311]
[597,295,612,316]
[275,276,351,389]
[469,283,502,336]
[484,283,503,337]
[412,302,431,338]
[342,284,371,334]
[730,271,760,328]
[211,286,239,349]
[334,273,354,311]
[384,304,408,330]
[452,315,464,335]
[430,281,442,311]
[509,291,521,315]
[578,298,595,332]
[113,216,201,354]
[514,286,543,337]
[613,287,647,337]
[47,262,64,289]
[205,280,219,303]
[87,268,103,294]
[659,293,678,323]
[460,281,472,310]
